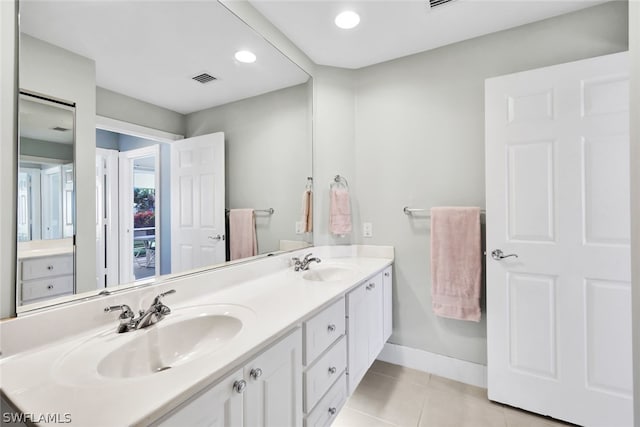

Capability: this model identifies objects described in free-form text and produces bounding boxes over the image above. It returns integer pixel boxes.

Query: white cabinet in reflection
[18,253,74,305]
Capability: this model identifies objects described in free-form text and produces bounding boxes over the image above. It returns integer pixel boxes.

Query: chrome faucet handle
[302,253,313,261]
[151,289,176,306]
[104,304,134,320]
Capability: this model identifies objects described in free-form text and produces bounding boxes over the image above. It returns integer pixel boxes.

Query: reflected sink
[98,314,242,378]
[303,266,354,282]
[53,304,254,384]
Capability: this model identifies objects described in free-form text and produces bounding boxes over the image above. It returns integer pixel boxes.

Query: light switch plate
[363,222,373,238]
[295,221,305,235]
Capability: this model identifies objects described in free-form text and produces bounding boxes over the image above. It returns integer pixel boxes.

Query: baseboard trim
[377,343,487,388]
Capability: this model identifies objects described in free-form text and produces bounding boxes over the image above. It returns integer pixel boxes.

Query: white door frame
[95,117,183,285]
[96,148,119,288]
[119,145,161,285]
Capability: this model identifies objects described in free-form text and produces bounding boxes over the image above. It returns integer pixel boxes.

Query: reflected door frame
[118,145,160,285]
[96,148,119,288]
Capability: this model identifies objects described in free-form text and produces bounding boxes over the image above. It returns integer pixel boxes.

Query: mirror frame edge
[1,0,19,320]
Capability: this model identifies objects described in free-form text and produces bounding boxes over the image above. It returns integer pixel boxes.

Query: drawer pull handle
[47,265,54,270]
[250,368,263,380]
[328,366,337,375]
[328,407,337,416]
[233,380,247,394]
[327,324,336,332]
[366,283,375,290]
[47,284,54,290]
[384,272,390,277]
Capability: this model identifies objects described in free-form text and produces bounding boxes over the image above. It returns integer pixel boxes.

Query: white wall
[96,87,185,136]
[312,66,358,247]
[20,35,97,294]
[0,0,17,318]
[186,82,312,254]
[629,1,640,425]
[349,1,628,364]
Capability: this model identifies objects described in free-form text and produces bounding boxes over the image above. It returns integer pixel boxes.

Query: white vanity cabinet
[302,298,347,427]
[18,253,74,305]
[244,328,302,427]
[156,328,302,427]
[346,266,392,394]
[157,369,244,427]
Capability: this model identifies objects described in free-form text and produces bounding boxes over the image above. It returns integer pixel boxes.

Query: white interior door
[41,165,62,240]
[485,52,632,427]
[170,132,225,274]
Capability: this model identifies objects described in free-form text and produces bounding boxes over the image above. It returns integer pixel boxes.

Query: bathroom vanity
[0,245,393,426]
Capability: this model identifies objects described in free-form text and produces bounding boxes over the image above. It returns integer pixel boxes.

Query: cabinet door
[244,328,303,427]
[346,282,369,394]
[382,266,393,343]
[366,274,384,365]
[156,369,244,427]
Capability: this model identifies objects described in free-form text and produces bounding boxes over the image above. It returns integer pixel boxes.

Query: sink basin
[53,304,254,384]
[303,266,354,282]
[98,314,242,378]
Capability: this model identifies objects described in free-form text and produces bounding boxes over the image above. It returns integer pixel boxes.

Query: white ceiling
[20,96,74,144]
[249,0,610,69]
[19,1,310,115]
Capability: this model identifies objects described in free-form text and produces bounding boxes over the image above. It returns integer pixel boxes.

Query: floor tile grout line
[342,406,400,427]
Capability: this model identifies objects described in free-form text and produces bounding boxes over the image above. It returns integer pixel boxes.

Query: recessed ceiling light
[335,11,360,30]
[235,50,257,63]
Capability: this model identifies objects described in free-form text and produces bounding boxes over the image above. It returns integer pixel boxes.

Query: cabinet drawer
[21,255,73,280]
[304,297,345,365]
[304,372,347,427]
[21,275,73,302]
[304,335,346,413]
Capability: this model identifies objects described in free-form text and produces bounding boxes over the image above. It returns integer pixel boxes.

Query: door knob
[208,234,223,241]
[491,249,518,261]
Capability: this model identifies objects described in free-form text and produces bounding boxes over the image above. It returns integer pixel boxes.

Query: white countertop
[0,247,392,426]
[17,239,74,260]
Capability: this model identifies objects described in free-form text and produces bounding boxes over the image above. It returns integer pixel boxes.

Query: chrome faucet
[292,253,322,271]
[104,289,176,333]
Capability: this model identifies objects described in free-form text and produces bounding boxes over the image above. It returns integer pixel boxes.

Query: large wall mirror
[11,0,313,317]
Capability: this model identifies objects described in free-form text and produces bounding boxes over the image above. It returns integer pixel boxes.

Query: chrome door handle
[491,249,518,261]
[208,234,224,241]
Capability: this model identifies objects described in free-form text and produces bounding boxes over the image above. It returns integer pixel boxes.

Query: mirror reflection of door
[119,146,160,284]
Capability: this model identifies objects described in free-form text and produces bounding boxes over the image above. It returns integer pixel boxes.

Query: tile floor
[332,361,574,427]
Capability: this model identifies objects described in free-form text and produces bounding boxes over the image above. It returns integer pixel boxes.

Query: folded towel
[329,187,351,235]
[430,207,482,322]
[229,209,257,260]
[302,190,313,233]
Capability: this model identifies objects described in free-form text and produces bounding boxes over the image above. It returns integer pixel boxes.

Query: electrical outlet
[363,222,373,238]
[295,221,305,235]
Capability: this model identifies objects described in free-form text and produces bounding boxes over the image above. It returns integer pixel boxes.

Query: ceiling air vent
[192,73,217,84]
[429,0,455,8]
[51,126,70,132]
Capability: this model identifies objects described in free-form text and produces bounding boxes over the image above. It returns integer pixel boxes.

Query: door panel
[485,52,631,426]
[171,132,225,274]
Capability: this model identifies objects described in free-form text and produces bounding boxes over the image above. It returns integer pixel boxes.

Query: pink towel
[430,207,482,322]
[229,209,257,260]
[329,188,351,235]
